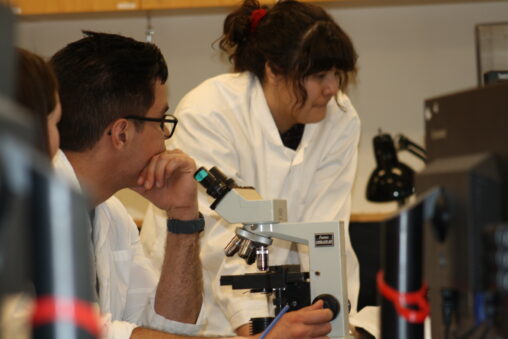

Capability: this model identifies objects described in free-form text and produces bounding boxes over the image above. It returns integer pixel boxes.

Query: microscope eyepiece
[209,167,236,189]
[194,166,233,200]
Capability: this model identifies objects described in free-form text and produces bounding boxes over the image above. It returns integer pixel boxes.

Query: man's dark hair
[50,31,168,151]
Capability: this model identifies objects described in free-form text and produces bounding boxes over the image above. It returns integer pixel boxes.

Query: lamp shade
[366,133,415,202]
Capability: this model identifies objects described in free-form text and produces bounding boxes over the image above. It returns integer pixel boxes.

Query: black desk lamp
[366,131,427,204]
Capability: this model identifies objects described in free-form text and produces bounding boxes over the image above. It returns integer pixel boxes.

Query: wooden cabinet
[8,0,140,15]
[142,0,272,10]
[6,0,253,15]
[6,0,505,16]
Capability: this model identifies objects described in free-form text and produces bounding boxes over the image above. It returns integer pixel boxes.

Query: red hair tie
[250,8,267,33]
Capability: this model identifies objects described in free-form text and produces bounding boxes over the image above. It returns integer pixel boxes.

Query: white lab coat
[141,72,379,337]
[54,150,204,339]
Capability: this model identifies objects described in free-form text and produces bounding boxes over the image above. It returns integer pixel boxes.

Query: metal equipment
[417,82,508,339]
[194,166,353,339]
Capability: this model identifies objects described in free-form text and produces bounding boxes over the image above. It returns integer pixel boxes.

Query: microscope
[194,167,354,339]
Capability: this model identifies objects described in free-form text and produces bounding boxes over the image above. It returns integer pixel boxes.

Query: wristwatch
[166,212,205,234]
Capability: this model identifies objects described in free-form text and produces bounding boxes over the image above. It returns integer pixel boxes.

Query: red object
[250,8,267,32]
[377,270,430,323]
[32,295,101,337]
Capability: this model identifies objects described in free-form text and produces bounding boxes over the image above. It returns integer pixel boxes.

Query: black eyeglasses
[125,114,178,139]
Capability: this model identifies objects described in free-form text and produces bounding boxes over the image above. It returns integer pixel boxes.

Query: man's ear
[108,119,130,149]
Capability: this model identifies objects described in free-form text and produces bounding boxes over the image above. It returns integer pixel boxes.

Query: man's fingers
[303,299,324,311]
[138,149,197,191]
[154,156,171,188]
[137,164,148,186]
[143,155,159,189]
[298,308,333,324]
[143,153,178,189]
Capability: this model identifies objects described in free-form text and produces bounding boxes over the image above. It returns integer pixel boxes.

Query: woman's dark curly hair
[219,0,358,106]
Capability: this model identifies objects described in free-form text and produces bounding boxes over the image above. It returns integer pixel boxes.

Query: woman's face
[277,69,340,129]
[47,92,61,158]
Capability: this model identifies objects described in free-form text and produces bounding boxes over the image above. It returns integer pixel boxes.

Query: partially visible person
[140,0,378,338]
[0,47,62,339]
[15,47,61,158]
[49,30,334,339]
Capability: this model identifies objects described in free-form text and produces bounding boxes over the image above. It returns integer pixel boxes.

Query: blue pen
[259,305,290,339]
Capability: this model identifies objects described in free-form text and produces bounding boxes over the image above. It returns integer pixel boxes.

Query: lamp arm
[396,134,427,163]
[406,147,427,163]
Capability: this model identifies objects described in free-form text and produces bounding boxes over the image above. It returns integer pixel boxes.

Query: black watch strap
[167,212,205,234]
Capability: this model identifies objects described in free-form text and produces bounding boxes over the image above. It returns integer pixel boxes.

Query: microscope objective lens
[225,235,243,257]
[246,250,257,265]
[256,246,269,271]
[239,240,254,258]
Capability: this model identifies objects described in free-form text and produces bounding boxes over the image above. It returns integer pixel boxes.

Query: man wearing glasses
[50,31,332,339]
[124,114,178,140]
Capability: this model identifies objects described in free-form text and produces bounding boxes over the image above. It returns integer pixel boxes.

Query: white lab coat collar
[53,149,82,191]
[249,75,282,147]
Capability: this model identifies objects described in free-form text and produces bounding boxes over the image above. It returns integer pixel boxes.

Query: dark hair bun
[221,0,263,48]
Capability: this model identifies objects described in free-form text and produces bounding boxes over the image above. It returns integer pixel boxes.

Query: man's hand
[134,149,202,323]
[261,300,333,339]
[133,149,198,219]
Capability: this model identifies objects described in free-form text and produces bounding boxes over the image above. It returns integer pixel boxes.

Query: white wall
[15,1,508,219]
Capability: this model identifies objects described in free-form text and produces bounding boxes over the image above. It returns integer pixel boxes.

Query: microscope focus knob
[312,294,340,320]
